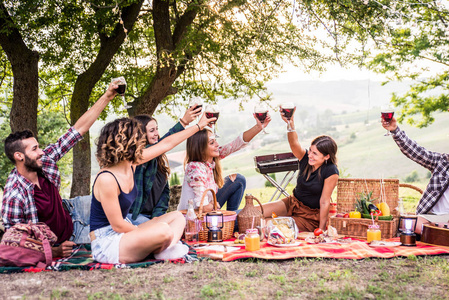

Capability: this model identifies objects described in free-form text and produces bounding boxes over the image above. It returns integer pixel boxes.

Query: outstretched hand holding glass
[280,102,296,132]
[254,103,269,134]
[112,77,131,110]
[381,105,395,136]
[205,105,220,137]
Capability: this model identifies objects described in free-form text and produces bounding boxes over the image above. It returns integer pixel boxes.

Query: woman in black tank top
[91,114,211,264]
[259,109,339,232]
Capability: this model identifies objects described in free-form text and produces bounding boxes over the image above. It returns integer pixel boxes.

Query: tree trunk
[69,1,143,197]
[0,3,39,136]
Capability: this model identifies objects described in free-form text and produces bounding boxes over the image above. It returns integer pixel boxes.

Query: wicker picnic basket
[329,178,423,239]
[237,194,265,234]
[180,189,236,241]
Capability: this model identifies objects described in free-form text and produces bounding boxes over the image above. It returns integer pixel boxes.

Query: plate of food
[369,241,402,247]
[268,241,301,247]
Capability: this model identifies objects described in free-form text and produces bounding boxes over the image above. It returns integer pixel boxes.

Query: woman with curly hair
[90,114,212,264]
[127,106,200,225]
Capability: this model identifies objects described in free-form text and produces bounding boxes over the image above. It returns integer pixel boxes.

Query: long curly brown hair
[185,128,224,188]
[133,114,170,179]
[96,118,146,168]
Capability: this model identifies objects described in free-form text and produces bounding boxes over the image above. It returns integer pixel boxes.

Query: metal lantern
[206,211,224,242]
[399,215,417,246]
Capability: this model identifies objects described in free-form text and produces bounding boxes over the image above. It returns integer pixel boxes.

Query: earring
[325,160,328,164]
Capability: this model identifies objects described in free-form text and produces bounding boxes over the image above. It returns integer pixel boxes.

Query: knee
[234,174,246,188]
[172,211,186,226]
[156,223,175,246]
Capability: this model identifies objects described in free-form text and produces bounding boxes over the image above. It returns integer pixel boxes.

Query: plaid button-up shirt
[2,127,83,229]
[392,127,449,214]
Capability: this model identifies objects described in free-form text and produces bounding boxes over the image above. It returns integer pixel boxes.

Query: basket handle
[247,194,264,217]
[198,188,219,216]
[399,183,423,195]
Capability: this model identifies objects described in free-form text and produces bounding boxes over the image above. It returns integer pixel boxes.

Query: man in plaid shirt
[382,116,449,234]
[2,82,117,257]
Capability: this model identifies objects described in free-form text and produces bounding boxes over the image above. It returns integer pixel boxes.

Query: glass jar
[367,224,381,243]
[245,229,260,251]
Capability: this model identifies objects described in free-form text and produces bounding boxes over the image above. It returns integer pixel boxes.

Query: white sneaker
[154,244,189,260]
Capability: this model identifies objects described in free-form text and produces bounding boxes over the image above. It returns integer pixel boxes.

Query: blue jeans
[126,213,150,226]
[216,174,246,212]
[62,195,91,244]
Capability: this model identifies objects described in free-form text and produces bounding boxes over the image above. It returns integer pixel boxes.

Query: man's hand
[52,241,76,258]
[381,116,398,132]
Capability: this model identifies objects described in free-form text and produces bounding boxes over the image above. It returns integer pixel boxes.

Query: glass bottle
[367,224,382,243]
[397,198,405,216]
[245,229,260,251]
[185,199,200,242]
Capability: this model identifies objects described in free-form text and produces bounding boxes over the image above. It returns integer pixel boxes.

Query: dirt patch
[1,256,449,299]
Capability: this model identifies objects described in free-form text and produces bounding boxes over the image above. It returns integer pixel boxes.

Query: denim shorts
[91,225,124,264]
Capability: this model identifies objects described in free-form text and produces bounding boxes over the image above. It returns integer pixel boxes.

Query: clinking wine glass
[280,102,296,132]
[112,76,131,110]
[381,105,395,136]
[254,103,269,134]
[205,104,220,137]
[189,97,203,120]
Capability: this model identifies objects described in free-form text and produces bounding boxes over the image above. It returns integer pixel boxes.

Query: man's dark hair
[4,130,35,163]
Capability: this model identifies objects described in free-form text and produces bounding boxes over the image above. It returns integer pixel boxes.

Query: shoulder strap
[93,170,123,193]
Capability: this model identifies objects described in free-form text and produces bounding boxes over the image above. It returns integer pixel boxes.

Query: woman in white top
[178,114,271,212]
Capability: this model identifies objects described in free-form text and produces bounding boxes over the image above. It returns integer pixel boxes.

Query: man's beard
[24,154,42,172]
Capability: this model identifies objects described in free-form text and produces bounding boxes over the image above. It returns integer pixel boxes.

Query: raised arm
[280,110,306,160]
[138,113,213,164]
[242,113,272,142]
[73,82,117,136]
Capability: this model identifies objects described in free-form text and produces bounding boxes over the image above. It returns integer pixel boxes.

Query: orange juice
[245,229,260,251]
[367,225,381,242]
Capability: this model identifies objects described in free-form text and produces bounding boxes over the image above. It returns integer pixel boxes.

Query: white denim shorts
[91,225,124,264]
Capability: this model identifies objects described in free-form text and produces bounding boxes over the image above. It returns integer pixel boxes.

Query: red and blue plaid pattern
[2,127,82,229]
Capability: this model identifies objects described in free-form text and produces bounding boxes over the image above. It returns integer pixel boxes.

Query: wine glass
[254,103,269,134]
[112,76,131,110]
[381,105,395,136]
[189,97,203,120]
[280,102,296,132]
[205,104,220,137]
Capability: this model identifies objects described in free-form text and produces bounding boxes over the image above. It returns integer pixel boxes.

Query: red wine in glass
[206,112,219,124]
[282,108,295,120]
[115,84,126,95]
[381,112,394,122]
[255,112,268,123]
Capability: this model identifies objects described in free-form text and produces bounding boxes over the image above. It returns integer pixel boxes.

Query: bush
[404,170,419,183]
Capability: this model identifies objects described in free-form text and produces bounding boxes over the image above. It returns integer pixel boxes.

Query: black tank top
[90,169,137,231]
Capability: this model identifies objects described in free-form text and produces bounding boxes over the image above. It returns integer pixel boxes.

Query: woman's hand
[254,112,272,130]
[381,116,398,132]
[202,202,220,213]
[181,105,202,126]
[280,108,295,129]
[198,111,216,130]
[105,81,119,98]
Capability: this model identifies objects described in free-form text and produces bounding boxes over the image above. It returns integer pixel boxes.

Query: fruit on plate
[314,228,324,236]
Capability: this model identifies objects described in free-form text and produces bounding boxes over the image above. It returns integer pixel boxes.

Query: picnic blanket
[195,238,449,262]
[0,243,198,274]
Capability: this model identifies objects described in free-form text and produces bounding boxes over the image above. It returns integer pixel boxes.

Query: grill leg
[264,170,298,202]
